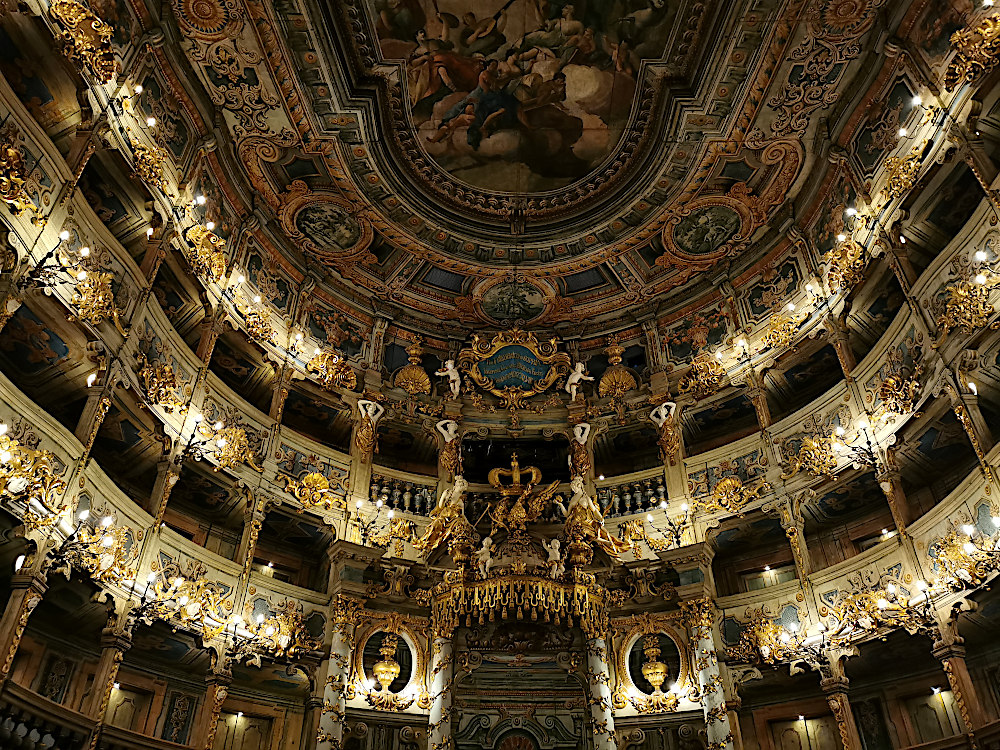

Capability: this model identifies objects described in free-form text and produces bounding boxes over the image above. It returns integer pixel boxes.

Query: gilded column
[876,465,911,537]
[584,634,617,750]
[85,615,133,750]
[682,598,735,750]
[0,571,46,685]
[932,638,987,733]
[318,596,361,749]
[237,491,268,591]
[428,633,454,750]
[191,667,231,750]
[821,679,865,750]
[150,455,182,525]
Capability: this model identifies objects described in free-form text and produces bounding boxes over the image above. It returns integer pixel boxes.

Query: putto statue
[542,538,565,579]
[475,537,494,578]
[435,359,462,398]
[565,362,594,401]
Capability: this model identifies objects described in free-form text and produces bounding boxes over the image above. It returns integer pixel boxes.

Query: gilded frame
[457,329,571,408]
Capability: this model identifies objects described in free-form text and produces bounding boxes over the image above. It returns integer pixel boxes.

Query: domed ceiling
[166,0,881,332]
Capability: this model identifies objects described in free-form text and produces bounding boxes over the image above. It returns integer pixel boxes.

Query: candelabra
[645,501,690,550]
[831,418,881,469]
[353,498,396,547]
[933,519,1000,590]
[48,510,135,584]
[178,414,262,473]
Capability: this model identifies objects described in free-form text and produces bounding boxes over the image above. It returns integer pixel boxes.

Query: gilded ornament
[882,141,928,202]
[824,239,867,290]
[457,329,571,408]
[598,339,638,422]
[932,522,999,590]
[237,606,323,662]
[762,309,806,350]
[49,0,117,83]
[413,477,471,558]
[130,138,170,194]
[70,270,127,333]
[730,613,801,666]
[282,472,344,512]
[696,476,768,515]
[209,425,263,473]
[50,521,137,584]
[944,13,1000,90]
[308,350,357,391]
[876,366,922,418]
[0,431,68,528]
[780,434,838,480]
[184,225,228,282]
[0,130,35,215]
[486,454,561,537]
[393,340,431,395]
[238,299,273,342]
[137,355,186,413]
[678,352,726,400]
[936,277,999,335]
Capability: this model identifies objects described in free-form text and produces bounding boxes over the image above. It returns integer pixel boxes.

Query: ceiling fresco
[368,0,683,194]
[156,0,908,332]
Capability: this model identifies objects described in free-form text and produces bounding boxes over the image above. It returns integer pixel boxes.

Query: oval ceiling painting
[370,0,678,193]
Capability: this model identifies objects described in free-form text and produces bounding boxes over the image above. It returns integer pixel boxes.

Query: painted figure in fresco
[295,204,360,252]
[376,0,426,40]
[372,0,677,192]
[565,361,593,401]
[435,359,461,398]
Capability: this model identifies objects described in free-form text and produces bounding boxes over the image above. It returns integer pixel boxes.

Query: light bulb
[836,233,846,242]
[911,95,921,106]
[146,116,156,126]
[59,230,70,241]
[598,474,605,481]
[0,450,11,463]
[236,274,245,285]
[376,499,383,508]
[932,686,941,694]
[886,583,895,595]
[256,614,264,624]
[87,373,97,387]
[80,246,90,257]
[962,524,976,536]
[968,382,978,395]
[715,350,723,359]
[963,541,976,554]
[253,295,261,304]
[845,207,857,217]
[877,598,889,609]
[216,438,226,448]
[294,332,303,341]
[899,235,907,244]
[213,421,224,431]
[975,273,987,285]
[806,283,813,293]
[737,338,747,350]
[147,572,157,582]
[76,270,87,281]
[786,301,795,311]
[314,347,321,356]
[898,127,907,137]
[992,517,1000,527]
[101,516,113,527]
[0,423,6,435]
[134,84,143,94]
[763,565,770,572]
[267,561,273,568]
[192,413,203,423]
[196,194,206,205]
[659,500,668,509]
[14,555,24,572]
[976,250,987,262]
[237,711,243,719]
[388,509,395,518]
[146,227,154,237]
[835,426,845,436]
[113,682,120,690]
[355,499,363,509]
[646,513,653,522]
[79,509,90,521]
[857,417,871,431]
[101,535,114,547]
[681,503,689,512]
[916,580,927,591]
[881,528,889,536]
[205,221,215,231]
[788,621,799,632]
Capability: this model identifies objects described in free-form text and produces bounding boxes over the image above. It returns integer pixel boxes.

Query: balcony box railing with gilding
[369,466,437,517]
[596,467,667,518]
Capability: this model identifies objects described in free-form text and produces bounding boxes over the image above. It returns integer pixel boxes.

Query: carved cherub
[542,538,565,579]
[475,536,494,578]
[565,361,594,401]
[435,359,461,398]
